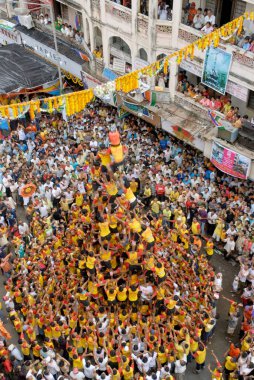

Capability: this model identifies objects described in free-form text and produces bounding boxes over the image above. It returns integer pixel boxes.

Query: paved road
[0,250,239,379]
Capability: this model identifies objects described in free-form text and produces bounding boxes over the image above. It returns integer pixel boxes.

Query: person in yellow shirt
[142,184,152,206]
[191,217,201,235]
[98,219,111,240]
[205,237,214,259]
[194,343,206,373]
[128,285,139,303]
[150,198,160,216]
[122,364,134,380]
[141,225,155,249]
[86,252,96,274]
[130,178,138,195]
[224,355,237,377]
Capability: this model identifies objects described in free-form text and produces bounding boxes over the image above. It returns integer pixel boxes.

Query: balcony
[178,23,254,89]
[105,0,132,34]
[33,18,88,52]
[156,19,172,49]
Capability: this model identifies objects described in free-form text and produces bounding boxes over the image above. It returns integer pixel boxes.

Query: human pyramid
[3,110,222,380]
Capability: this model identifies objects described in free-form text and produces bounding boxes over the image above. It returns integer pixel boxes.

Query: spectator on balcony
[204,9,215,26]
[44,14,51,25]
[233,115,242,129]
[39,14,44,24]
[201,21,213,34]
[242,36,251,51]
[75,31,83,45]
[123,0,131,8]
[248,39,254,52]
[61,23,69,36]
[192,8,205,30]
[187,2,197,25]
[158,2,169,20]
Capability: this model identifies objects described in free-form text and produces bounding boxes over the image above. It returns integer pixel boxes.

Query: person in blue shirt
[242,36,251,51]
[183,176,191,185]
[17,142,28,152]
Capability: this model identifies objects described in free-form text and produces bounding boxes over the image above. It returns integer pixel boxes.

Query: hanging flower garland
[0,14,248,120]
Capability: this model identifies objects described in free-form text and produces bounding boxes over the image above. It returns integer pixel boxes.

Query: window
[248,90,254,110]
[61,4,69,22]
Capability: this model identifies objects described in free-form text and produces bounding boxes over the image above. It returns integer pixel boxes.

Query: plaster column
[131,0,138,69]
[147,0,158,62]
[102,32,109,67]
[169,60,178,101]
[171,0,183,49]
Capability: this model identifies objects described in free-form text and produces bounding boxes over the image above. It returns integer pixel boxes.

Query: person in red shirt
[155,180,165,202]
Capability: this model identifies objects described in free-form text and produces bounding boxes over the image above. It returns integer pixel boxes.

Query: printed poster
[202,47,232,94]
[211,141,251,179]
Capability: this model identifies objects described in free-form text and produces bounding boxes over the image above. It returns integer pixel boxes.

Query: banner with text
[211,141,251,179]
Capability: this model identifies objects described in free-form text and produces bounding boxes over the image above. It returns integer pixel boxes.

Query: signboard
[0,20,16,30]
[133,57,149,71]
[202,47,232,94]
[81,72,102,88]
[181,58,247,101]
[226,81,249,102]
[20,32,83,79]
[102,68,118,81]
[0,27,21,45]
[113,58,126,74]
[211,141,251,179]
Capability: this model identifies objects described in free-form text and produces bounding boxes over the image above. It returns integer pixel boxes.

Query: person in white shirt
[223,235,236,259]
[204,9,215,25]
[193,8,205,29]
[158,3,169,20]
[18,221,29,236]
[69,368,85,380]
[52,185,62,207]
[174,153,183,167]
[95,355,108,371]
[174,359,187,379]
[82,360,96,379]
[201,21,214,34]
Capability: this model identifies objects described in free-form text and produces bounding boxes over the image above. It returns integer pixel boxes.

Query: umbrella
[20,183,37,198]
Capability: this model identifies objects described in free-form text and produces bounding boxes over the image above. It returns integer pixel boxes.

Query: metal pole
[48,1,63,93]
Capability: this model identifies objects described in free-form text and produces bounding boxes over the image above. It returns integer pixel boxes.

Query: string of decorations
[0,13,252,120]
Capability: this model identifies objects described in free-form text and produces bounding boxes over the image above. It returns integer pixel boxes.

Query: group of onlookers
[177,74,253,129]
[37,14,84,45]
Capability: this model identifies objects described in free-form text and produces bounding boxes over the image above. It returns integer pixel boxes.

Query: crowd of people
[176,74,254,129]
[221,252,254,379]
[0,99,253,380]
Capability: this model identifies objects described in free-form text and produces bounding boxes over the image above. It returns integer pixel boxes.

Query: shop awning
[16,24,92,63]
[0,44,58,94]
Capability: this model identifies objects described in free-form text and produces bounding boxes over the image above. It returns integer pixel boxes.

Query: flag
[42,79,60,96]
[75,14,81,31]
[208,110,223,127]
[73,49,90,62]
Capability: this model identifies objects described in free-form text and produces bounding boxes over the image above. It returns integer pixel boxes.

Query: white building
[1,0,254,177]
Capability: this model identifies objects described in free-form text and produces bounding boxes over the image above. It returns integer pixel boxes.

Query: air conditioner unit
[18,14,34,29]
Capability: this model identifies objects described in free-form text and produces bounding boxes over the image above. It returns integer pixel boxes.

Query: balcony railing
[137,14,148,35]
[179,23,202,44]
[33,19,88,53]
[175,92,224,121]
[179,23,254,70]
[156,19,172,34]
[105,0,132,24]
